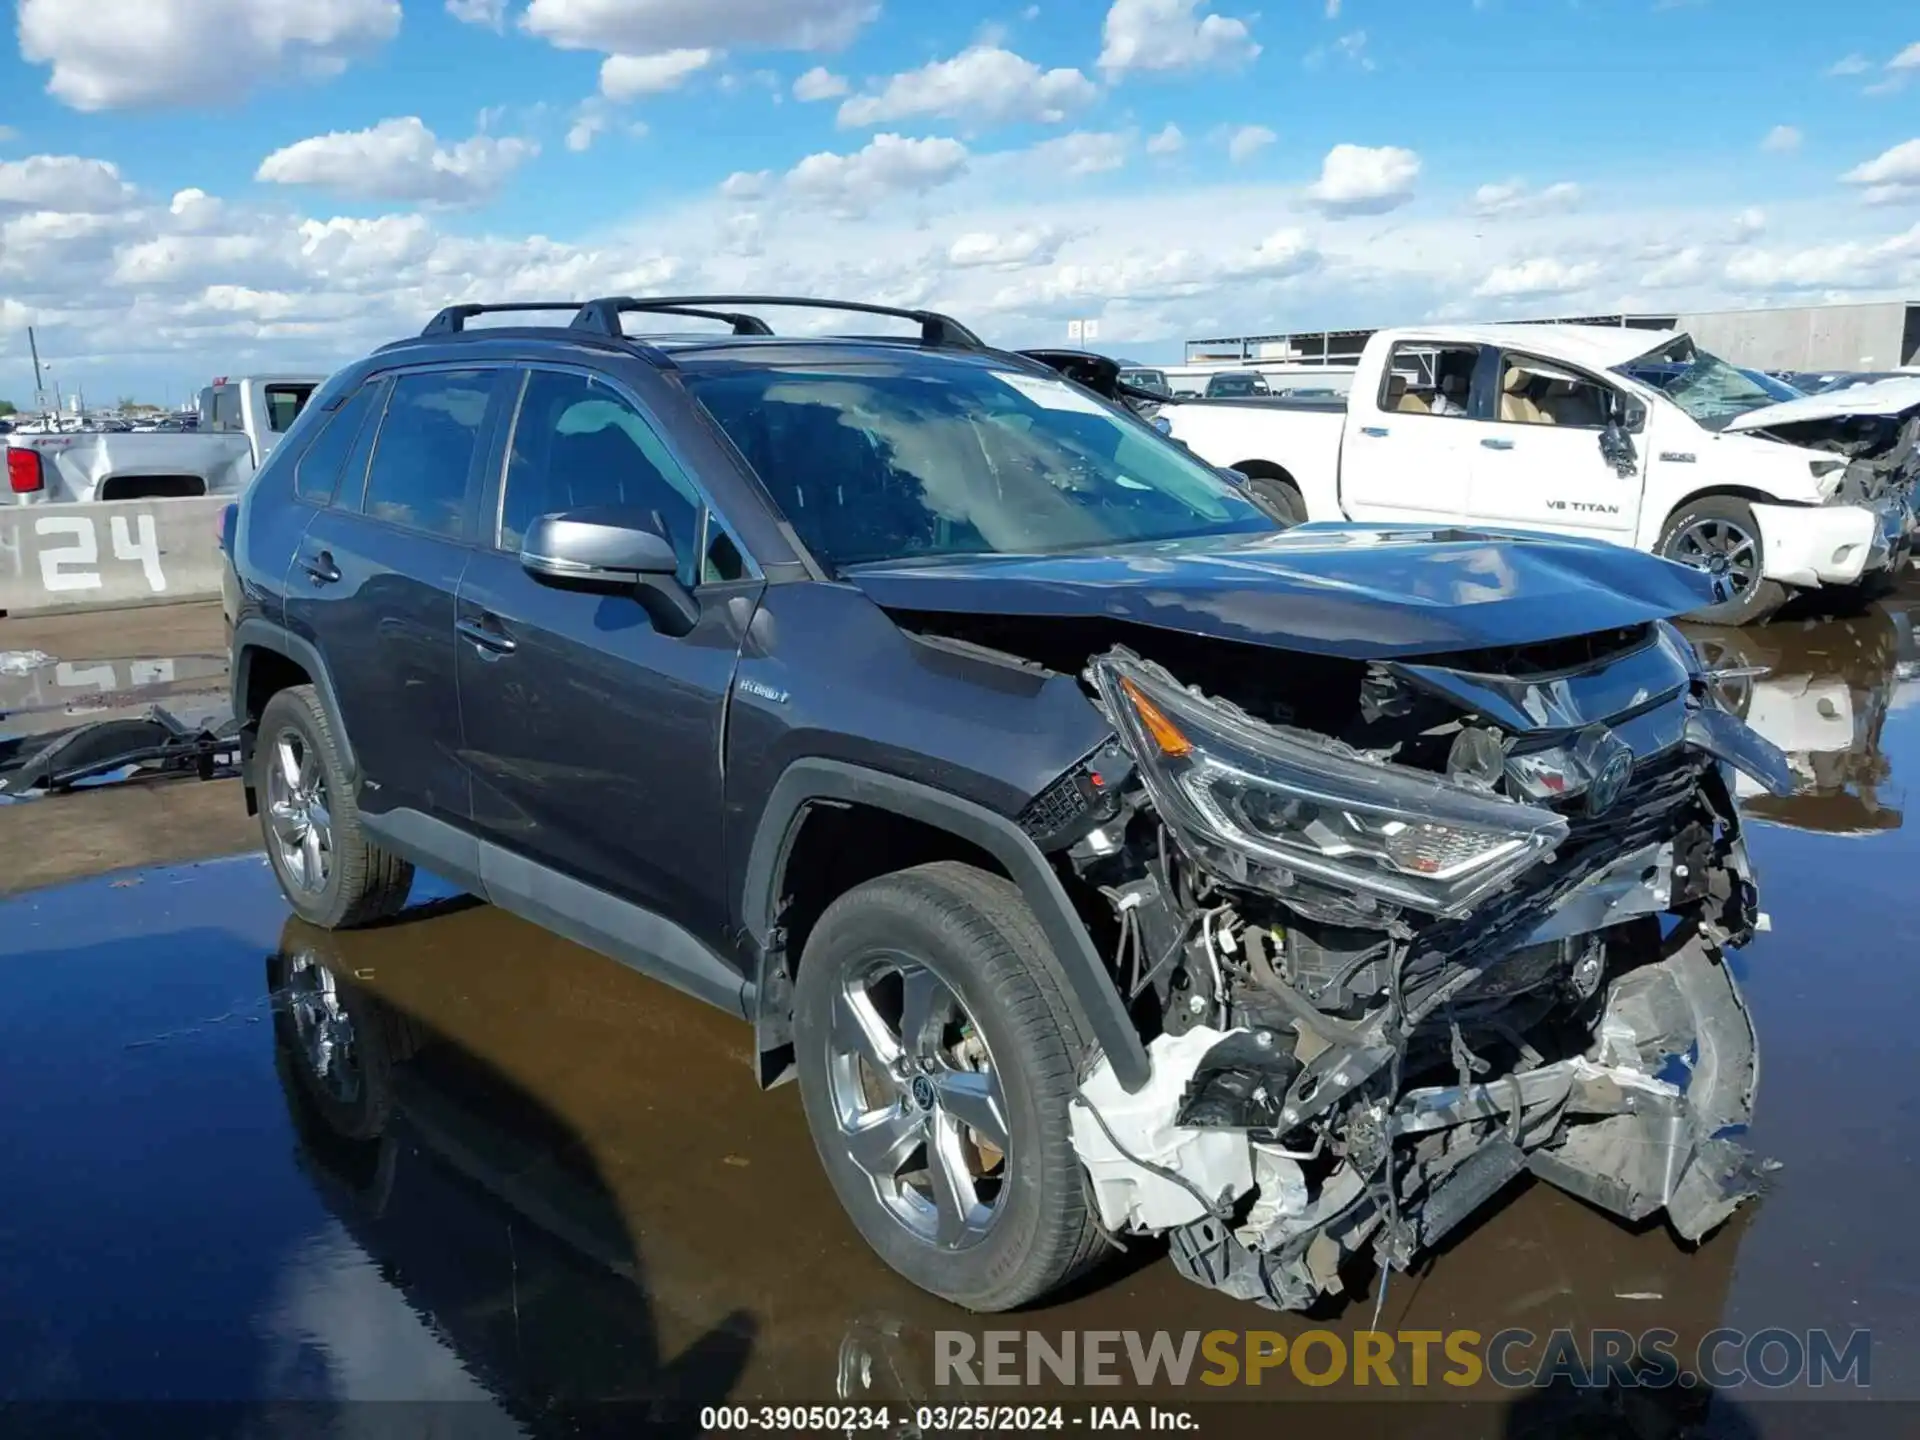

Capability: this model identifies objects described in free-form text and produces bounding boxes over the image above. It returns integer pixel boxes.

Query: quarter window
[499,370,704,580]
[361,370,495,540]
[294,382,379,505]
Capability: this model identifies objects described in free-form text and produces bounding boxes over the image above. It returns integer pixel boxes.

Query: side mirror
[1598,421,1639,477]
[520,507,699,636]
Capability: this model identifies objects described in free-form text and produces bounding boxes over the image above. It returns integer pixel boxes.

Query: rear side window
[1379,342,1479,417]
[362,370,495,540]
[294,382,380,504]
[265,384,316,433]
[499,370,703,575]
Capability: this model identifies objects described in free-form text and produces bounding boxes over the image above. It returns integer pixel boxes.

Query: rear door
[1465,350,1644,542]
[283,365,514,827]
[455,365,763,955]
[1339,340,1482,523]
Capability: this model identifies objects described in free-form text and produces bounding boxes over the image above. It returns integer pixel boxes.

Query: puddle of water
[4,598,1920,1426]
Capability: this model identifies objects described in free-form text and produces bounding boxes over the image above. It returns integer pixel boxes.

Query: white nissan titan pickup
[1161,324,1920,624]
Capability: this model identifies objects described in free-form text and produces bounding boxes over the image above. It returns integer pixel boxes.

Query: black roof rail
[608,303,775,336]
[571,295,985,349]
[422,302,582,337]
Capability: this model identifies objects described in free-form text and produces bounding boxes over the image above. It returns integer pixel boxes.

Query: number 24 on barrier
[35,515,169,595]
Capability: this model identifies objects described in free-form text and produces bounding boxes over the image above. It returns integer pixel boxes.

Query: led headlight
[1090,650,1569,918]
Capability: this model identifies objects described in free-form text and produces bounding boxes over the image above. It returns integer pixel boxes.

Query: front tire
[257,685,413,929]
[793,862,1106,1311]
[1658,497,1787,626]
[1249,477,1305,527]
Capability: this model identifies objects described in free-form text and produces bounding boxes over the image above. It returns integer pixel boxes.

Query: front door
[1340,339,1483,524]
[455,366,763,956]
[1465,351,1644,542]
[283,365,511,827]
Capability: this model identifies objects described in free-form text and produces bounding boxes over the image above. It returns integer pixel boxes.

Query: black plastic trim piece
[572,295,985,350]
[741,757,1150,1092]
[231,618,359,780]
[360,808,751,1019]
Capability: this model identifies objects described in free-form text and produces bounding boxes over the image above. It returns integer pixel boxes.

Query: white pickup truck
[4,374,324,506]
[1162,324,1920,624]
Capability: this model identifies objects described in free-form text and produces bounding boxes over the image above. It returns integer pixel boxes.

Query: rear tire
[793,862,1107,1312]
[257,685,413,929]
[1658,497,1787,626]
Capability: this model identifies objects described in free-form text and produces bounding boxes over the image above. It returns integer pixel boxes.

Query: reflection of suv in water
[227,294,1792,1315]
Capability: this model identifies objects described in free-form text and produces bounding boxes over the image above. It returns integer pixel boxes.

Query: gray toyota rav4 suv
[225,295,1792,1315]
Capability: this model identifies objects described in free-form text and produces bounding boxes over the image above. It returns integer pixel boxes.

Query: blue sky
[1,0,1917,401]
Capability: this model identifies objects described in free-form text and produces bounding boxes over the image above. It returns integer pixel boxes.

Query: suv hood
[1723,375,1920,433]
[847,523,1717,659]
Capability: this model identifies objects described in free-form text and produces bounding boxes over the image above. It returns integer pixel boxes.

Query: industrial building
[1187,299,1920,373]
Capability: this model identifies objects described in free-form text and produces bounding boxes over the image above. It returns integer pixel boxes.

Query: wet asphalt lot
[4,596,1920,1436]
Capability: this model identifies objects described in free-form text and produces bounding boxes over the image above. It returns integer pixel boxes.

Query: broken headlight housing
[1090,651,1569,918]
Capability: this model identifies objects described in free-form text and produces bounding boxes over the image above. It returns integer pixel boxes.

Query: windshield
[1615,337,1792,429]
[684,360,1274,568]
[1207,373,1267,397]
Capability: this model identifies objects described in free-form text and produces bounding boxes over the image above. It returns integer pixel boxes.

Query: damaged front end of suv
[1047,619,1792,1312]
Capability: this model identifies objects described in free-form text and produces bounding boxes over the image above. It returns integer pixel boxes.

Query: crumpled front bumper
[1753,501,1888,586]
[1403,930,1763,1250]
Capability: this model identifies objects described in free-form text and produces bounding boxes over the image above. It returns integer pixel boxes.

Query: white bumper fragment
[1753,501,1882,586]
[1069,1026,1256,1233]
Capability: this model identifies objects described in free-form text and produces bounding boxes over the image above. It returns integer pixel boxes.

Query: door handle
[1359,426,1390,438]
[1480,437,1515,451]
[457,615,517,655]
[298,548,341,584]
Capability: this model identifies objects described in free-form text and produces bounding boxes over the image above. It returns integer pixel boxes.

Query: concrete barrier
[0,497,227,618]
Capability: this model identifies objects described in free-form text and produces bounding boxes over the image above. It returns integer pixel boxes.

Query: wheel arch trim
[232,617,358,783]
[742,757,1151,1093]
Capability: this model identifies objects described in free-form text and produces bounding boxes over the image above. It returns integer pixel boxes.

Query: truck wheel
[793,862,1107,1312]
[1658,497,1788,626]
[257,685,413,929]
[1249,477,1305,528]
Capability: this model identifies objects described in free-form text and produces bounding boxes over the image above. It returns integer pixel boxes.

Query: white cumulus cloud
[1027,131,1132,177]
[18,0,400,111]
[1146,123,1185,156]
[1761,125,1803,154]
[0,155,136,212]
[793,66,849,101]
[1474,257,1603,299]
[600,49,717,99]
[446,0,506,28]
[783,133,970,215]
[1224,124,1276,163]
[947,227,1068,269]
[1842,138,1920,206]
[521,0,877,53]
[1471,179,1582,218]
[256,117,537,205]
[1098,0,1258,78]
[838,46,1097,127]
[1305,143,1420,216]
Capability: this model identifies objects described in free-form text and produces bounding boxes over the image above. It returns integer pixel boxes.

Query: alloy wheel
[266,728,333,893]
[824,955,1011,1251]
[1668,518,1760,597]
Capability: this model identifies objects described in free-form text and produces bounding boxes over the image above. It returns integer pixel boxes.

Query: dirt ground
[1,599,256,894]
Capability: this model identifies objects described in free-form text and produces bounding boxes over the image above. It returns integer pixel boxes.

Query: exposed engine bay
[998,616,1796,1311]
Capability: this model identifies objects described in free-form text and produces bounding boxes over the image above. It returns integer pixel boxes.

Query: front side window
[361,369,494,540]
[499,369,704,581]
[685,359,1272,569]
[1616,337,1782,430]
[1496,354,1616,429]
